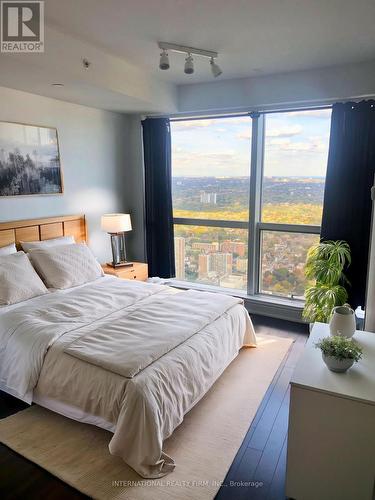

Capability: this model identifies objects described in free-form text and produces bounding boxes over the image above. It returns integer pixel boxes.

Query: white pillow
[29,243,104,289]
[0,243,17,256]
[0,252,48,305]
[21,235,75,253]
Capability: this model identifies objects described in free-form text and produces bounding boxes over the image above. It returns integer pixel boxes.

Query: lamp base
[106,261,134,269]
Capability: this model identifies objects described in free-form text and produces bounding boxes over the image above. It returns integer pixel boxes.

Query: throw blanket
[65,290,242,378]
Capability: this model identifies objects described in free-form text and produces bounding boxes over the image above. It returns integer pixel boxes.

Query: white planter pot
[322,353,354,373]
[329,305,356,338]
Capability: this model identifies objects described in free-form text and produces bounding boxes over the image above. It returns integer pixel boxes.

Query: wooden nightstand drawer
[101,262,148,282]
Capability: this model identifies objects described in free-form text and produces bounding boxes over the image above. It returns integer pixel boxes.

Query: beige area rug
[0,334,292,500]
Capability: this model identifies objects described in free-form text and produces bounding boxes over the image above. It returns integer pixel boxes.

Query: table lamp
[101,213,132,268]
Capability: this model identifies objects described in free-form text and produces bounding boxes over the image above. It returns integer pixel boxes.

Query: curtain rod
[145,104,333,122]
[171,105,333,122]
[144,96,375,121]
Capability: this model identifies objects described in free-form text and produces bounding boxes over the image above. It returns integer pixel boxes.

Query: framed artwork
[0,121,63,197]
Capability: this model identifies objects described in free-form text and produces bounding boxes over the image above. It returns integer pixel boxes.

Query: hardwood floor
[0,314,308,500]
[215,315,308,500]
[0,394,86,500]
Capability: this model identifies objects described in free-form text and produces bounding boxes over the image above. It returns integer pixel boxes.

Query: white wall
[178,60,375,113]
[0,86,129,262]
[123,115,146,262]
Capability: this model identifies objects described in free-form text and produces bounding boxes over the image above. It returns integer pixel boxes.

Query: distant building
[220,274,245,289]
[209,253,233,275]
[220,240,246,257]
[174,237,186,280]
[236,257,248,273]
[198,252,232,277]
[198,254,209,278]
[200,191,217,204]
[192,241,219,253]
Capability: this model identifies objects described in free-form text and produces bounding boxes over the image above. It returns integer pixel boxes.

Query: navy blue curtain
[321,101,375,308]
[142,117,175,278]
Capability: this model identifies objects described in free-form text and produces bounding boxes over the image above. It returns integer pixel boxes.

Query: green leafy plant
[303,240,351,323]
[315,336,363,362]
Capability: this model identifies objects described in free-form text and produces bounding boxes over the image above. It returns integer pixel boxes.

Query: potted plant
[315,336,362,372]
[303,240,351,323]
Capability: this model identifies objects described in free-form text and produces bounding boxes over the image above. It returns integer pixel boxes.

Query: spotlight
[210,57,222,78]
[157,42,223,78]
[184,54,194,74]
[159,49,170,70]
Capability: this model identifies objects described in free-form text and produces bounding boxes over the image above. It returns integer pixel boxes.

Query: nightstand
[101,262,148,282]
[286,322,375,500]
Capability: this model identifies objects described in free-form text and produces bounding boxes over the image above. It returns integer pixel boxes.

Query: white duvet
[0,277,256,478]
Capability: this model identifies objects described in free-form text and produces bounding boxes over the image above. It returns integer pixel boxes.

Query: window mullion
[247,113,265,296]
[173,218,248,229]
[259,222,321,234]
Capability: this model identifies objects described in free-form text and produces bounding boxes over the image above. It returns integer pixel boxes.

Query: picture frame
[0,121,63,197]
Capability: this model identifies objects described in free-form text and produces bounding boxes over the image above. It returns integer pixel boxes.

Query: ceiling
[0,0,374,112]
[46,0,375,84]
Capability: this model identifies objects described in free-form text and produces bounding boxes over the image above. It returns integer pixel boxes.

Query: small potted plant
[315,336,363,373]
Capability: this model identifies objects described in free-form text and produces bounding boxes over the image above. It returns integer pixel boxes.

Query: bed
[0,215,256,478]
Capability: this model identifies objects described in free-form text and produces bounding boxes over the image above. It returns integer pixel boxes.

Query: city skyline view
[171,109,331,179]
[171,110,331,298]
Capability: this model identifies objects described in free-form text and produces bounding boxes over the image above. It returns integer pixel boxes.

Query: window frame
[171,106,330,301]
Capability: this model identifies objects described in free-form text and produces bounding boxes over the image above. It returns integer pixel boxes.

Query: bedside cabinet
[101,262,148,282]
[286,322,375,500]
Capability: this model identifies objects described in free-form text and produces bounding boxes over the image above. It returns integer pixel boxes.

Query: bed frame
[0,214,87,249]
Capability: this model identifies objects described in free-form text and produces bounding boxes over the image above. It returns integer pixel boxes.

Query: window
[171,116,251,291]
[171,116,251,221]
[171,108,332,300]
[262,109,331,226]
[174,225,248,291]
[259,109,331,298]
[260,231,319,298]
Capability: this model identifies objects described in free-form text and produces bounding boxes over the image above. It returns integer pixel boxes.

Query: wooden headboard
[0,215,87,248]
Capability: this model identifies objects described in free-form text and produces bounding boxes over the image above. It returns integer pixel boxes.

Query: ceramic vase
[329,305,356,338]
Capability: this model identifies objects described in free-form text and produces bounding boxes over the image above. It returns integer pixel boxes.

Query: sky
[171,108,332,178]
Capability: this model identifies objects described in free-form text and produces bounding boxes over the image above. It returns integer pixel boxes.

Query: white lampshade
[101,213,132,233]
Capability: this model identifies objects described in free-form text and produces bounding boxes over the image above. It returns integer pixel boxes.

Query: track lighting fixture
[184,54,194,74]
[159,49,170,70]
[157,42,222,78]
[210,57,222,78]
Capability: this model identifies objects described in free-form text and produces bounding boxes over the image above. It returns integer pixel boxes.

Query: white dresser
[286,322,375,500]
